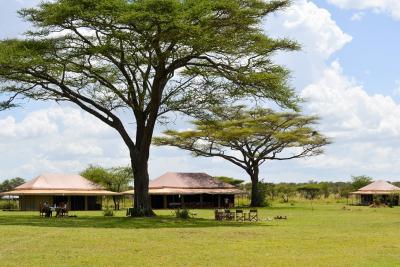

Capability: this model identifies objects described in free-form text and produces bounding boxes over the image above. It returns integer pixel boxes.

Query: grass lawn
[0,201,400,266]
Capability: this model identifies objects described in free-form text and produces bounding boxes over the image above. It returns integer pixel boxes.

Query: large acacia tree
[153,107,330,207]
[0,0,299,215]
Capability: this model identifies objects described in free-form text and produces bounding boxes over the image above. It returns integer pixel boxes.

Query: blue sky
[1,0,400,183]
[317,0,400,96]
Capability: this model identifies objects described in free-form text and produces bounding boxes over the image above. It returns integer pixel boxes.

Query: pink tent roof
[0,174,120,196]
[149,172,236,189]
[351,180,400,195]
[123,172,244,195]
[16,174,103,190]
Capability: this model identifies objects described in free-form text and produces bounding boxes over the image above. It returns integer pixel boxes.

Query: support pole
[163,195,167,209]
[84,196,88,211]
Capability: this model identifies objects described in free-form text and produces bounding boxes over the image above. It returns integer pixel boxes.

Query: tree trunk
[124,74,165,217]
[250,178,262,207]
[131,151,155,216]
[249,166,262,207]
[112,196,117,210]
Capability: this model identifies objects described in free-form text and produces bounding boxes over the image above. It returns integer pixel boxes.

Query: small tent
[351,180,400,206]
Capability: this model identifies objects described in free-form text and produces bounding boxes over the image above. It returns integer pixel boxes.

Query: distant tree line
[217,175,399,206]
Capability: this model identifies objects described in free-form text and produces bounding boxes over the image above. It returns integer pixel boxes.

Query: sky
[0,0,400,183]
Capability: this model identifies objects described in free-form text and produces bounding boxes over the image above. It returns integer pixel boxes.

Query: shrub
[174,208,192,219]
[0,202,18,210]
[103,209,114,217]
[129,207,146,217]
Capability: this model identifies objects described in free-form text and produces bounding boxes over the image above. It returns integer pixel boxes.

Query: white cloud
[0,106,130,179]
[328,0,400,20]
[300,61,400,176]
[393,80,400,96]
[264,0,352,87]
[350,12,365,21]
[259,1,400,180]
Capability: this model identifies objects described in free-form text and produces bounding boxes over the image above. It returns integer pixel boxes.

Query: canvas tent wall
[0,174,120,211]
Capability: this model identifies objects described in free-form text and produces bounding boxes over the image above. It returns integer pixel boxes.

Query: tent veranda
[0,174,120,211]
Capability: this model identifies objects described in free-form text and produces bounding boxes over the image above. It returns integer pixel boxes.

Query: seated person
[43,201,52,217]
[62,202,68,216]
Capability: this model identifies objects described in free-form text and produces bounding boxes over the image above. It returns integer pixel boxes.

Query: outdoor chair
[249,209,258,222]
[224,209,235,221]
[39,204,46,217]
[61,207,69,217]
[214,209,224,221]
[235,209,244,221]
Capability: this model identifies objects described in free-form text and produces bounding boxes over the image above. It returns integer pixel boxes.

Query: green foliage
[81,165,133,193]
[81,165,133,210]
[320,182,330,198]
[0,101,17,111]
[0,201,18,210]
[214,176,244,186]
[275,184,296,203]
[0,177,25,192]
[129,207,146,217]
[297,184,321,200]
[174,208,192,219]
[244,181,272,207]
[103,209,114,217]
[351,175,373,190]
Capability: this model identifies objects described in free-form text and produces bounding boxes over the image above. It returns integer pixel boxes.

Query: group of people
[41,201,68,217]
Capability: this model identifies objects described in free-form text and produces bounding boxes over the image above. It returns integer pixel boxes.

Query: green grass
[0,202,400,266]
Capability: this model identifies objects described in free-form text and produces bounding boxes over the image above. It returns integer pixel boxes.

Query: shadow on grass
[0,214,274,229]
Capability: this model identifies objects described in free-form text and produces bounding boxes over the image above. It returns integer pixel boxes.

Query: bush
[0,202,18,210]
[174,208,192,219]
[129,207,146,217]
[103,209,114,217]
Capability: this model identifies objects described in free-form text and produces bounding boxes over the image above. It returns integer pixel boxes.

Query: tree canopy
[214,176,244,186]
[0,177,26,192]
[0,0,300,215]
[351,175,372,190]
[81,165,133,210]
[154,106,330,206]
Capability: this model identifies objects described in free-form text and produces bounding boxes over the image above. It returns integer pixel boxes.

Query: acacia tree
[351,175,372,190]
[153,107,330,207]
[297,184,321,210]
[0,0,299,215]
[275,184,296,203]
[81,165,133,210]
[0,177,26,192]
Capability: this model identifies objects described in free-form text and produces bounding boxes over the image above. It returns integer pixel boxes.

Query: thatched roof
[124,172,244,195]
[0,174,119,196]
[351,180,400,195]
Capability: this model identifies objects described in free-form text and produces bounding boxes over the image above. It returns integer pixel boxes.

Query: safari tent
[0,174,119,211]
[124,172,244,209]
[351,180,400,206]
